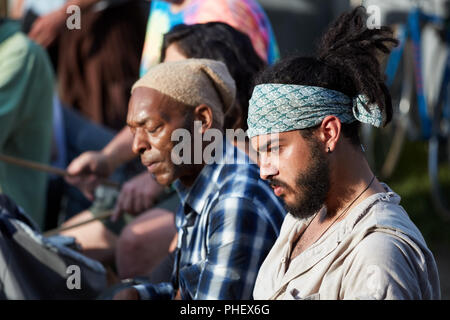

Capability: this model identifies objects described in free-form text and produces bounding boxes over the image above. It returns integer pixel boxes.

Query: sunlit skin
[253,131,313,207]
[127,85,219,188]
[251,116,387,258]
[250,115,386,227]
[163,43,188,62]
[127,87,204,187]
[127,43,220,188]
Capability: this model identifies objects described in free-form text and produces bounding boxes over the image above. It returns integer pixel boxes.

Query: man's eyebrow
[258,138,280,153]
[127,114,152,127]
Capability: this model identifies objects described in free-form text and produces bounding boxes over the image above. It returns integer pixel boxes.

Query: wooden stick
[43,210,114,237]
[43,187,175,236]
[0,153,120,189]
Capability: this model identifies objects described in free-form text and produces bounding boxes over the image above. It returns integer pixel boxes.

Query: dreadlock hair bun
[316,6,398,123]
[254,7,399,145]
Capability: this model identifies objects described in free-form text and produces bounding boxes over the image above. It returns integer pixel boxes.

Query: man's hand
[65,151,114,200]
[112,171,165,221]
[28,8,67,47]
[113,287,140,300]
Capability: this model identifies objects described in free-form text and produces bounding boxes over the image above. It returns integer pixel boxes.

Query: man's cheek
[154,167,173,186]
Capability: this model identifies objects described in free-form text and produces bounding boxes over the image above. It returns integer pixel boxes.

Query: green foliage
[384,140,450,250]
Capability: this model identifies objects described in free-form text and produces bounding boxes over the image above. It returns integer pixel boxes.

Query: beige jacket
[253,184,441,300]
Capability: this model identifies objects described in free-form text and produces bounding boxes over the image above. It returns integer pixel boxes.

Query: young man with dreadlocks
[248,7,440,300]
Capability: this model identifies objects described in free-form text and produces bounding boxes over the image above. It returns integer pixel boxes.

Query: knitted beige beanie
[132,59,236,127]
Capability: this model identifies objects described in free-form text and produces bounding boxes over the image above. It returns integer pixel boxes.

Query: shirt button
[281,257,286,263]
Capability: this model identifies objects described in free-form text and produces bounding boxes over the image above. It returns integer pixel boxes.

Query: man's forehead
[250,130,305,151]
[251,133,281,150]
[127,87,186,122]
[129,87,180,113]
[128,88,165,122]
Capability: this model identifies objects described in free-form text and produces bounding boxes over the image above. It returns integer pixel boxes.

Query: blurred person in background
[140,0,279,72]
[0,14,54,229]
[10,0,148,130]
[9,0,149,226]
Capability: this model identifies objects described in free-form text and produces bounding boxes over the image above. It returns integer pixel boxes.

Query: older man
[248,8,440,300]
[114,59,285,300]
[59,0,279,279]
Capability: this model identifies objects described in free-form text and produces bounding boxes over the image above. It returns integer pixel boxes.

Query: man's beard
[270,139,330,220]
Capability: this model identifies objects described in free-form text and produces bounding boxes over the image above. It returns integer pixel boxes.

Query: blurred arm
[27,0,105,47]
[65,126,136,199]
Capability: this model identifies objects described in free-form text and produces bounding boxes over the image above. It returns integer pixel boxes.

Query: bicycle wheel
[428,75,450,221]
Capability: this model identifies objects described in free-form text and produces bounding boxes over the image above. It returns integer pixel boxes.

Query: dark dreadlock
[253,7,399,147]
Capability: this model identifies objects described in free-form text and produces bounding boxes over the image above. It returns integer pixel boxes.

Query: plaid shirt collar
[173,165,216,216]
[173,139,244,216]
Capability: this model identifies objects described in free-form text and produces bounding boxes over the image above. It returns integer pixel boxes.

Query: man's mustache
[140,154,160,165]
[268,178,291,191]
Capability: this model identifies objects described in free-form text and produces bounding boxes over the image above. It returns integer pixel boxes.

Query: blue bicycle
[361,0,450,219]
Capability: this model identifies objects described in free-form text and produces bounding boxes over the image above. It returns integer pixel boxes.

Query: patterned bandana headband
[247,84,386,139]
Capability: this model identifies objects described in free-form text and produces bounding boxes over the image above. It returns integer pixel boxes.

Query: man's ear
[193,104,214,134]
[318,115,342,153]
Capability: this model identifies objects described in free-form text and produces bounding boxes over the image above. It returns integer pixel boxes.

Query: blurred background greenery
[388,141,450,246]
[385,140,450,299]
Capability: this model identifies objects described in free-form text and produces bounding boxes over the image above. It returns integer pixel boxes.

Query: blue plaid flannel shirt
[134,141,286,300]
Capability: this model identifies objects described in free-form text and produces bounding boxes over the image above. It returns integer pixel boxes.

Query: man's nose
[132,128,150,155]
[259,157,279,180]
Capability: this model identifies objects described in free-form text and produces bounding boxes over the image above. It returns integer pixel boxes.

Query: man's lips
[269,180,289,197]
[272,185,283,197]
[142,160,160,173]
[269,183,283,196]
[147,162,159,172]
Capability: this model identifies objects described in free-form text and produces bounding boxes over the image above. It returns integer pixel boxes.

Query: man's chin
[285,202,322,220]
[152,172,175,187]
